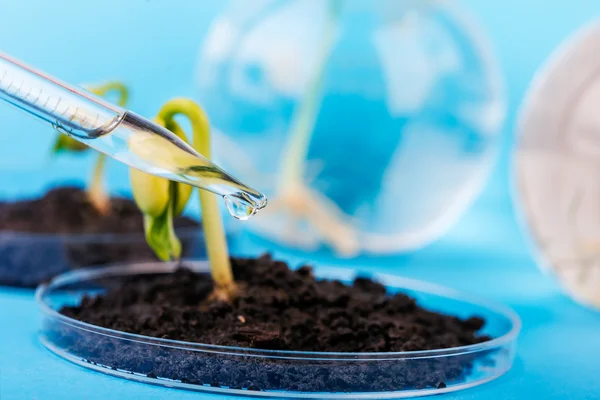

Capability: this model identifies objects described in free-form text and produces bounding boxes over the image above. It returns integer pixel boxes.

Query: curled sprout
[131,98,236,300]
[52,81,129,214]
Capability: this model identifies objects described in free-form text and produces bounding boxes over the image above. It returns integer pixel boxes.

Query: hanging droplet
[223,192,267,220]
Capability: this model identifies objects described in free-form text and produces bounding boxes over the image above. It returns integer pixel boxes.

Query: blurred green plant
[267,0,359,255]
[52,81,129,214]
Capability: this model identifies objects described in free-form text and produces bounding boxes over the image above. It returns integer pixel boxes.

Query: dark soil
[0,186,197,234]
[54,255,495,392]
[0,186,201,287]
[63,254,489,352]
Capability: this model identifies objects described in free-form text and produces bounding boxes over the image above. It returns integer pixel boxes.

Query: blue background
[1,1,600,399]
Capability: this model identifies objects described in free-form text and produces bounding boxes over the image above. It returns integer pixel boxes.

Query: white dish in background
[515,21,600,309]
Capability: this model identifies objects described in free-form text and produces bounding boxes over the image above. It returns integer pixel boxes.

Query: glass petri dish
[36,261,520,398]
[0,228,205,288]
[196,0,505,256]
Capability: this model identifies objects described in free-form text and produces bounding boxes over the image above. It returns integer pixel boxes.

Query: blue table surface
[2,1,600,399]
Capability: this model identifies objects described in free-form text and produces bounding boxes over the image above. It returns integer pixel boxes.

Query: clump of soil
[0,186,201,288]
[62,254,490,352]
[0,186,197,234]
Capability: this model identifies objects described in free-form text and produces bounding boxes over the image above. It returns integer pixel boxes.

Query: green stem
[157,99,235,297]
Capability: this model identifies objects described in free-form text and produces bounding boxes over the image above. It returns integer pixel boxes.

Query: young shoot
[52,81,129,214]
[131,98,236,301]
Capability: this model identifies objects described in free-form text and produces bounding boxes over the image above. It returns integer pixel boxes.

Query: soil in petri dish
[0,186,197,234]
[0,186,199,287]
[59,254,492,391]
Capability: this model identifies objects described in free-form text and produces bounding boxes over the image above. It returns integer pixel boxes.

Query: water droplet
[223,192,267,220]
[223,195,254,220]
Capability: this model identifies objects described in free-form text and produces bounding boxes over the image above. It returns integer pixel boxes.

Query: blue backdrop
[1,1,599,399]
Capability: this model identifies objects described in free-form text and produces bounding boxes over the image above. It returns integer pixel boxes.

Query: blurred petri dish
[515,21,600,309]
[37,261,519,398]
[196,0,505,256]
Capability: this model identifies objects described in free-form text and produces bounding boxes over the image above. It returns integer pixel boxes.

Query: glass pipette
[0,52,266,219]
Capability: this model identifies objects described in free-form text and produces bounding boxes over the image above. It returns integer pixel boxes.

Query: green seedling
[131,98,236,301]
[52,81,129,214]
